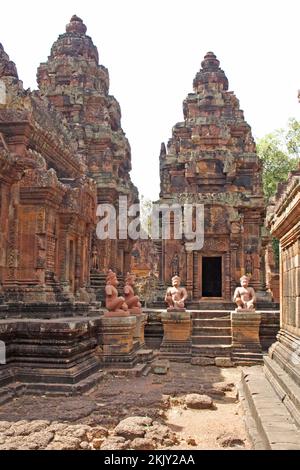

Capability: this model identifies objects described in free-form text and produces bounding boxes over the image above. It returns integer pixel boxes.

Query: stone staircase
[90,272,126,303]
[231,349,263,365]
[89,272,106,302]
[191,310,232,359]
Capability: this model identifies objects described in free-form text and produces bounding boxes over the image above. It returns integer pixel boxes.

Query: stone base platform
[148,300,279,311]
[144,308,279,364]
[0,315,104,401]
[265,329,300,428]
[239,365,300,449]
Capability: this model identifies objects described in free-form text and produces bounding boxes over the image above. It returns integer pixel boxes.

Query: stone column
[186,251,193,299]
[75,237,82,292]
[224,251,231,300]
[193,252,199,299]
[57,218,74,302]
[230,241,238,294]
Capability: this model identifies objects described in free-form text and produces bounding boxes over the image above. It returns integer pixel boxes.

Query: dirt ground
[0,363,252,450]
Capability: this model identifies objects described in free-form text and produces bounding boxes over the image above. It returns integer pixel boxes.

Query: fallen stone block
[185,394,213,409]
[215,357,234,367]
[191,357,215,366]
[151,359,170,375]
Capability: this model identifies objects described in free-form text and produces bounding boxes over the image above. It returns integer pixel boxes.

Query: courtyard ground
[0,363,252,450]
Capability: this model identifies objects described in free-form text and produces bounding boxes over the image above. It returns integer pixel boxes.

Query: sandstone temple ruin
[157,52,269,304]
[0,15,299,451]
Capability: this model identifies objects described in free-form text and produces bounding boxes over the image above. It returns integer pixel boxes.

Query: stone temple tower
[158,52,268,303]
[37,15,139,277]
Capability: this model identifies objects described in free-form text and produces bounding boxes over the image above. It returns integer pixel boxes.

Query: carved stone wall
[264,160,300,427]
[0,41,96,303]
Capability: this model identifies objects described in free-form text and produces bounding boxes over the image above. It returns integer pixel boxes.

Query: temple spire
[160,142,166,159]
[193,51,228,91]
[66,15,87,35]
[201,51,220,70]
[0,43,18,79]
[47,15,99,64]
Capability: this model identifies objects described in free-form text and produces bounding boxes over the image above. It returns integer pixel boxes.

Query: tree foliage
[256,118,299,200]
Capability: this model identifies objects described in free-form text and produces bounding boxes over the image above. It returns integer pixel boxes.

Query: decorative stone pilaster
[100,316,137,366]
[160,311,191,361]
[231,311,262,364]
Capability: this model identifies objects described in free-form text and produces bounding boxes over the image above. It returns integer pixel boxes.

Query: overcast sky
[1,0,299,200]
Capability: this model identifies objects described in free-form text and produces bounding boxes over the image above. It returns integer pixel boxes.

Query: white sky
[1,0,300,200]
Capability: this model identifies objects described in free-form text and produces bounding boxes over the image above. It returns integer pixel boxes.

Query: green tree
[286,118,300,157]
[257,119,299,268]
[257,118,299,200]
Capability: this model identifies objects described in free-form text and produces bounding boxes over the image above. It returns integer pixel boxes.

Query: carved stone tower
[37,15,139,276]
[159,52,266,302]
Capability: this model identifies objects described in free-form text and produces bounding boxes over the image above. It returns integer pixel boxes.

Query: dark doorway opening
[202,257,222,297]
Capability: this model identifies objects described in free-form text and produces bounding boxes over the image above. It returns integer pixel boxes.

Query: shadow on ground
[0,363,231,427]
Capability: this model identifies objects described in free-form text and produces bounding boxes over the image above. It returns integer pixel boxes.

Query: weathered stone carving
[233,275,256,311]
[165,275,188,311]
[105,270,128,316]
[124,272,142,315]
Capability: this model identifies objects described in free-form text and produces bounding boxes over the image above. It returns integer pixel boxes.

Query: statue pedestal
[103,310,129,318]
[100,316,137,366]
[131,312,147,348]
[231,311,262,364]
[160,311,191,362]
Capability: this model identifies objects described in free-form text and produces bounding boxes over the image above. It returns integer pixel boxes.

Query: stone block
[215,357,234,367]
[151,359,170,375]
[191,357,215,366]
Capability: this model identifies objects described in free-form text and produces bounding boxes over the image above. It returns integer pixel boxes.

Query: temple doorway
[202,256,222,297]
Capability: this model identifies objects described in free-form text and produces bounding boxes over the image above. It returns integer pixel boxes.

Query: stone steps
[191,344,232,357]
[239,365,300,449]
[0,382,25,406]
[104,362,151,377]
[191,310,231,319]
[264,356,300,428]
[159,352,191,363]
[232,351,263,365]
[192,335,232,345]
[189,302,234,310]
[192,326,231,336]
[191,310,232,357]
[193,318,231,327]
[90,273,106,301]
